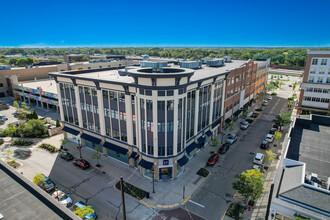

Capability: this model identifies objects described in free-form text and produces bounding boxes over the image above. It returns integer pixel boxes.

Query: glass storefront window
[177,163,183,177]
[143,168,154,179]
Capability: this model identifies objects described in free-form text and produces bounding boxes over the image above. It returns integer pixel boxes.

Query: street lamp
[151,166,155,193]
[77,139,82,159]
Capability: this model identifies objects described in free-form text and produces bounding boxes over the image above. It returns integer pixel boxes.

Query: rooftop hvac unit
[224,56,232,62]
[201,58,213,64]
[180,61,202,69]
[206,59,224,67]
[140,61,168,72]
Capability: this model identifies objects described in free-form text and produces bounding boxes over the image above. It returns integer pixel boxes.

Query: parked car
[269,128,277,135]
[240,121,249,130]
[72,201,97,220]
[260,140,269,149]
[253,153,264,165]
[265,134,274,143]
[207,153,220,166]
[267,96,272,100]
[38,174,55,192]
[52,190,73,207]
[226,134,238,144]
[14,148,32,157]
[73,159,90,169]
[262,101,268,106]
[0,115,8,121]
[218,143,230,154]
[60,152,73,161]
[289,84,292,87]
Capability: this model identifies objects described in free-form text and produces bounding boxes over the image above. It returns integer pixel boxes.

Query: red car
[207,153,220,166]
[73,159,90,169]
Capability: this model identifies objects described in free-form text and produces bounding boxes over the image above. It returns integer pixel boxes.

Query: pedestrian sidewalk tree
[21,102,29,111]
[211,137,219,147]
[56,119,61,127]
[233,169,264,201]
[264,150,275,166]
[229,122,236,132]
[241,107,248,119]
[73,205,94,218]
[91,147,102,167]
[13,101,20,109]
[273,112,291,130]
[292,82,297,91]
[33,173,44,185]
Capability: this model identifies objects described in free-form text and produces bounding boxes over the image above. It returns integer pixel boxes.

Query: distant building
[298,50,330,114]
[64,54,90,63]
[270,115,330,220]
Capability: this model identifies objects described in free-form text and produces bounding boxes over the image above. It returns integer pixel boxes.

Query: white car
[253,153,264,165]
[52,190,72,207]
[267,96,272,100]
[240,121,249,130]
[226,134,238,144]
[265,134,274,143]
[262,101,268,106]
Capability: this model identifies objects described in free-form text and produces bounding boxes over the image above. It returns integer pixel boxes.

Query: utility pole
[120,177,127,220]
[183,186,185,199]
[152,169,155,193]
[77,139,82,159]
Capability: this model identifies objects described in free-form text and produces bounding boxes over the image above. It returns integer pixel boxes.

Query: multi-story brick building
[50,59,268,181]
[298,50,330,114]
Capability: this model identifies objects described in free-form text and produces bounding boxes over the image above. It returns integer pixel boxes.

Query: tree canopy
[273,112,292,130]
[233,169,264,201]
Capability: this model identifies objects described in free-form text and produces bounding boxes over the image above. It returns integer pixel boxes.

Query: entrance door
[159,167,172,180]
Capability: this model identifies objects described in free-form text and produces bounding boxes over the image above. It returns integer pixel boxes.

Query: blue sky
[1,0,330,47]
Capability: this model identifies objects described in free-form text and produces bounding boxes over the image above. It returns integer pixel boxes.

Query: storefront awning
[225,118,232,124]
[234,109,242,116]
[177,155,189,167]
[138,159,153,170]
[81,133,102,144]
[104,141,128,155]
[205,130,212,137]
[129,152,139,160]
[62,126,80,136]
[186,142,197,154]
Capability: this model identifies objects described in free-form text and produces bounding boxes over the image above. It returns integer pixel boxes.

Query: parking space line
[188,200,205,208]
[87,169,95,174]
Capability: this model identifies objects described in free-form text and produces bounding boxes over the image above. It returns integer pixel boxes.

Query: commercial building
[270,115,330,220]
[298,50,330,115]
[50,59,268,181]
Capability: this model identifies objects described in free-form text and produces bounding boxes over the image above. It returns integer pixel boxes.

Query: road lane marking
[87,169,95,174]
[188,200,205,208]
[107,179,116,185]
[221,211,227,220]
[181,195,191,205]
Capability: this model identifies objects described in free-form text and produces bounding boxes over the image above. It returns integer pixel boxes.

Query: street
[183,95,288,220]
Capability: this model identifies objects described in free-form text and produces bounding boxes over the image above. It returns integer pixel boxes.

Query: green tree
[32,110,38,119]
[3,149,13,160]
[73,205,95,219]
[9,57,18,65]
[0,58,8,64]
[81,56,89,61]
[5,125,17,137]
[273,131,282,147]
[13,100,20,109]
[241,107,248,119]
[18,119,47,138]
[33,173,45,185]
[91,147,102,166]
[56,119,61,127]
[292,82,297,91]
[233,169,264,201]
[229,122,236,132]
[211,137,219,147]
[21,102,29,110]
[264,150,275,166]
[273,112,292,130]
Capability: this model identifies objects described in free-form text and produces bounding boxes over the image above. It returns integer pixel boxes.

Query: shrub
[287,97,293,100]
[39,143,59,153]
[18,119,47,138]
[56,119,61,127]
[271,92,277,95]
[0,138,4,145]
[11,139,33,146]
[115,181,149,200]
[7,160,19,168]
[227,203,245,220]
[255,108,263,112]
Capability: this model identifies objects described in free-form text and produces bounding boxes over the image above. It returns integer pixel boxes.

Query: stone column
[194,89,200,135]
[56,82,65,121]
[220,80,226,130]
[209,84,215,125]
[74,85,83,127]
[173,90,179,155]
[125,94,133,145]
[152,91,158,157]
[96,89,106,136]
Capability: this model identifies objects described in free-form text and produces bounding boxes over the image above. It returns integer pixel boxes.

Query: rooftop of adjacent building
[53,59,267,84]
[18,79,57,94]
[286,114,330,179]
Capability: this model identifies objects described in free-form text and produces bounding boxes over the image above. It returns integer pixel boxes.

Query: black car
[60,152,74,161]
[269,128,277,135]
[260,140,269,149]
[218,143,230,154]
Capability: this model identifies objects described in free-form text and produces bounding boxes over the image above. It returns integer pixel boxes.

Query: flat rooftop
[0,167,61,219]
[21,79,57,94]
[286,115,330,179]
[53,59,253,84]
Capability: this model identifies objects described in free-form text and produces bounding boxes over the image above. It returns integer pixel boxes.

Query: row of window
[308,76,330,84]
[305,87,330,93]
[309,67,330,75]
[303,96,330,103]
[312,58,328,66]
[102,90,125,103]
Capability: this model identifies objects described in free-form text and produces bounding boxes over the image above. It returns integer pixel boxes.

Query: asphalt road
[184,95,288,220]
[48,156,155,220]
